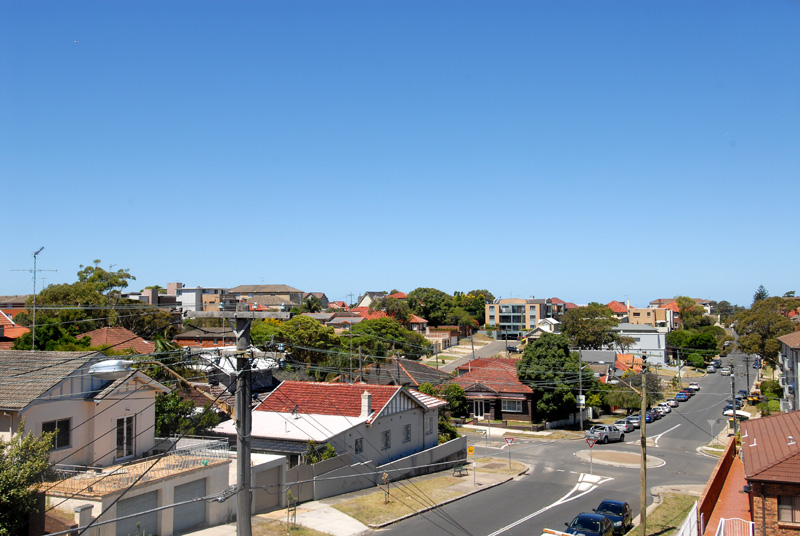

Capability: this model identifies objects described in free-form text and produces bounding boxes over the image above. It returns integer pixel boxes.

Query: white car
[653,407,666,417]
[689,382,700,391]
[723,409,750,420]
[657,402,672,413]
[585,424,625,444]
[666,398,678,407]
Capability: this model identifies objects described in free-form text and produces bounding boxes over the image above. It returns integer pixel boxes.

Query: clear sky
[2,1,798,308]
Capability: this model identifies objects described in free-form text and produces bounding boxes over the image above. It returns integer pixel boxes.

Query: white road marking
[485,473,613,536]
[651,424,681,446]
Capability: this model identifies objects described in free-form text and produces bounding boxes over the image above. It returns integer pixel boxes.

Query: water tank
[89,360,134,379]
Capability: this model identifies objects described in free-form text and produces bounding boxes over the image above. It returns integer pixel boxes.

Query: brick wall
[752,481,800,536]
[698,437,737,532]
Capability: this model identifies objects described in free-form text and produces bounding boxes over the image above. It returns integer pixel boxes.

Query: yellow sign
[467,446,475,455]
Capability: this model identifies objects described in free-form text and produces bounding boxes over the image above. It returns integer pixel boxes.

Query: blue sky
[2,1,798,307]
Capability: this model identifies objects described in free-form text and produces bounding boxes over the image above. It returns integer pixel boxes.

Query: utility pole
[13,247,56,351]
[744,355,751,392]
[349,323,353,383]
[730,357,738,437]
[191,308,290,536]
[358,347,363,382]
[578,349,584,431]
[640,369,647,536]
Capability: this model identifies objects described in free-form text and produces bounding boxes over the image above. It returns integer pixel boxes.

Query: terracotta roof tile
[387,292,408,299]
[550,297,566,304]
[256,381,407,423]
[455,358,518,374]
[607,301,628,313]
[778,332,800,349]
[452,365,532,395]
[742,411,800,483]
[79,327,155,354]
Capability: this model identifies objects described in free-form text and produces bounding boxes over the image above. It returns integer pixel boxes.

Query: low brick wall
[698,437,737,533]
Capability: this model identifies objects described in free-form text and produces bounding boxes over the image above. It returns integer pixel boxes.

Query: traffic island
[574,449,665,468]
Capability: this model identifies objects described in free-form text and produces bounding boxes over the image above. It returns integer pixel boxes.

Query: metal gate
[116,490,157,536]
[173,479,207,533]
[714,518,755,536]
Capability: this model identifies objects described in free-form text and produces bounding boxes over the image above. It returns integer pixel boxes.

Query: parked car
[674,392,689,402]
[666,398,678,407]
[614,419,635,433]
[586,424,624,444]
[565,513,614,536]
[593,500,633,535]
[653,407,666,418]
[689,382,700,391]
[723,409,750,420]
[712,359,721,367]
[657,401,672,413]
[626,415,640,429]
[680,388,694,397]
[720,367,731,376]
[707,365,716,373]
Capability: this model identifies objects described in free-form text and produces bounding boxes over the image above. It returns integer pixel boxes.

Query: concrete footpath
[187,462,522,536]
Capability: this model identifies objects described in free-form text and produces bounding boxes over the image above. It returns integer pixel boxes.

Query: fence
[714,518,754,536]
[675,501,699,536]
[698,436,737,533]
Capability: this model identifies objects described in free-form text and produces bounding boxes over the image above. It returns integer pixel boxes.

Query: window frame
[403,424,411,443]
[501,399,523,413]
[381,430,391,450]
[42,418,71,450]
[354,438,363,454]
[779,496,800,523]
[116,415,135,460]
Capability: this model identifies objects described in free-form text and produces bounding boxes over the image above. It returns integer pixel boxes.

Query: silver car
[614,419,635,433]
[585,424,624,444]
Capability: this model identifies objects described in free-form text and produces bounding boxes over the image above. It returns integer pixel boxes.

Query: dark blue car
[594,500,633,535]
[565,513,614,536]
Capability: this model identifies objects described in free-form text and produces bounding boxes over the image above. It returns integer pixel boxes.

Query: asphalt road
[380,350,759,536]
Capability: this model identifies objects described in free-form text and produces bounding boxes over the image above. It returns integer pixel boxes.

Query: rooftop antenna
[789,436,796,446]
[12,247,57,350]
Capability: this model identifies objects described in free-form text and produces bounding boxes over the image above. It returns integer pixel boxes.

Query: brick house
[78,326,156,354]
[741,411,800,536]
[452,358,534,422]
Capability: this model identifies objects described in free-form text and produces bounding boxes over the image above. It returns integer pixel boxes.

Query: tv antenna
[12,247,57,350]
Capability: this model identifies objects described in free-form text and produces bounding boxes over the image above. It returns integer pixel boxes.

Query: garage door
[173,479,207,533]
[116,491,157,536]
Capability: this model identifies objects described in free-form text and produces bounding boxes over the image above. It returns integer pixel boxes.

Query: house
[0,310,29,349]
[78,326,156,355]
[355,291,387,309]
[606,300,629,320]
[615,353,644,374]
[328,301,349,311]
[303,292,330,309]
[174,326,237,348]
[740,411,800,536]
[362,356,452,389]
[0,294,30,319]
[523,318,562,340]
[174,286,227,312]
[778,332,800,412]
[485,298,564,340]
[350,307,429,332]
[452,358,534,421]
[228,284,304,309]
[628,306,673,331]
[213,381,446,467]
[387,291,408,300]
[610,323,666,365]
[0,350,170,467]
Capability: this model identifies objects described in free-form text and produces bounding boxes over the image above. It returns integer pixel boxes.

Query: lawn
[640,493,697,536]
[253,518,330,536]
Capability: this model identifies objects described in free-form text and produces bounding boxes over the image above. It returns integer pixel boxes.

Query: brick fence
[698,436,738,533]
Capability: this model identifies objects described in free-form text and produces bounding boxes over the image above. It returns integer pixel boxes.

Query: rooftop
[741,411,800,483]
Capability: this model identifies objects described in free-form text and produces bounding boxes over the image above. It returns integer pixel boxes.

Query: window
[779,496,800,522]
[502,400,523,413]
[425,415,434,435]
[403,424,411,443]
[116,416,135,459]
[381,430,391,450]
[42,419,71,449]
[354,438,363,454]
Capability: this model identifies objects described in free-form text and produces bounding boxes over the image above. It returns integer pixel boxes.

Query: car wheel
[603,435,609,444]
[619,433,624,442]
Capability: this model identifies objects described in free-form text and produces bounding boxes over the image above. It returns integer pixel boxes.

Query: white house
[610,323,667,366]
[213,381,447,467]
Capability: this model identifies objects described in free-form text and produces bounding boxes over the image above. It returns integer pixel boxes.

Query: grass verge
[641,493,697,536]
[253,518,330,536]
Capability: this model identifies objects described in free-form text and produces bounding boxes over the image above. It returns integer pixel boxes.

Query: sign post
[586,438,596,475]
[468,445,475,486]
[505,437,514,468]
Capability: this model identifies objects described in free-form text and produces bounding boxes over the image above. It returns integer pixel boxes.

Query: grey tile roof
[0,350,102,411]
[228,285,303,294]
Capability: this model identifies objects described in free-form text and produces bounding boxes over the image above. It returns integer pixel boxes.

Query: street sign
[505,437,514,446]
[586,438,597,448]
[577,394,586,409]
[467,445,475,455]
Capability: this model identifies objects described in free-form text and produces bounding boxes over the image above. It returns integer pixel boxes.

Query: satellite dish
[89,360,134,380]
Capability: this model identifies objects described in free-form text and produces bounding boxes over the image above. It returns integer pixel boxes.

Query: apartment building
[484,297,564,339]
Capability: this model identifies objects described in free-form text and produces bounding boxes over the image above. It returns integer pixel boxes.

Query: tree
[617,336,636,354]
[561,303,619,350]
[369,296,411,323]
[407,288,455,326]
[675,296,710,330]
[0,424,55,535]
[516,333,596,420]
[154,391,221,437]
[280,315,340,365]
[753,285,770,305]
[299,295,323,313]
[347,317,430,359]
[453,289,495,325]
[735,297,795,366]
[250,319,283,345]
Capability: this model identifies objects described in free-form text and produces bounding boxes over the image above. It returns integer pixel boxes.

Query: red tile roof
[615,354,643,373]
[78,327,156,354]
[660,302,681,313]
[350,307,427,324]
[741,411,800,483]
[565,302,579,310]
[256,381,407,423]
[550,297,566,304]
[387,292,408,299]
[455,358,519,374]
[452,363,532,395]
[606,301,628,314]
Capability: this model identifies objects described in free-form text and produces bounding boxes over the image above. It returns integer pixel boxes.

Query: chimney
[361,390,372,418]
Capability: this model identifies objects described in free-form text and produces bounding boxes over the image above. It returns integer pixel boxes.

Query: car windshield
[597,502,624,515]
[572,518,600,531]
